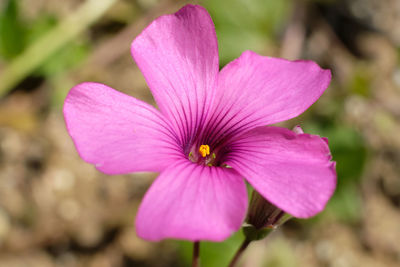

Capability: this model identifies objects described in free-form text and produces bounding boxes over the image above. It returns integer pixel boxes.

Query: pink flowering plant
[64,4,336,266]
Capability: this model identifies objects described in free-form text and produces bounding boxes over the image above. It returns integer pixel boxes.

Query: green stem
[192,241,200,267]
[227,239,251,267]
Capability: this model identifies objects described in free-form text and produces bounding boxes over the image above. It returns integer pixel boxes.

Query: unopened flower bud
[243,190,292,241]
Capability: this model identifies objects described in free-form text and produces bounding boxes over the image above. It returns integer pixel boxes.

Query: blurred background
[0,0,399,266]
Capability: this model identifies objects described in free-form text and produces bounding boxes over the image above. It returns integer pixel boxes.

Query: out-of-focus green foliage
[0,0,26,59]
[0,0,114,97]
[26,14,57,44]
[0,7,90,78]
[303,123,367,223]
[349,66,372,97]
[0,0,89,107]
[39,40,89,77]
[203,0,291,65]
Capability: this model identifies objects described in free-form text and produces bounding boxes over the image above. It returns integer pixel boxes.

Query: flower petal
[63,82,181,174]
[225,126,336,218]
[135,159,248,241]
[131,5,219,147]
[203,51,331,145]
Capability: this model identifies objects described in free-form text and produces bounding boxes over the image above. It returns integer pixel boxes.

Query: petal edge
[63,82,181,174]
[226,126,336,218]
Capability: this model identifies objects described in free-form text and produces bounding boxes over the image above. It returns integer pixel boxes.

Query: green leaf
[0,0,26,59]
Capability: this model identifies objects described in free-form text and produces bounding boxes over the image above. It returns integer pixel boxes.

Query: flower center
[198,144,210,158]
[188,144,218,166]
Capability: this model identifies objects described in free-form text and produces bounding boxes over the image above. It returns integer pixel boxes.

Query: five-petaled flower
[63,5,336,242]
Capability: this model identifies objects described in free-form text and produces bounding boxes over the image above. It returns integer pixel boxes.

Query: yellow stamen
[199,144,210,158]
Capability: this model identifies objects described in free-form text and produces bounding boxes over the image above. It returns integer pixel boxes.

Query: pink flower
[63,5,336,241]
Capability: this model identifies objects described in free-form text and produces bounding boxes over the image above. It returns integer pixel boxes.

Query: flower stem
[192,241,200,267]
[227,239,251,267]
